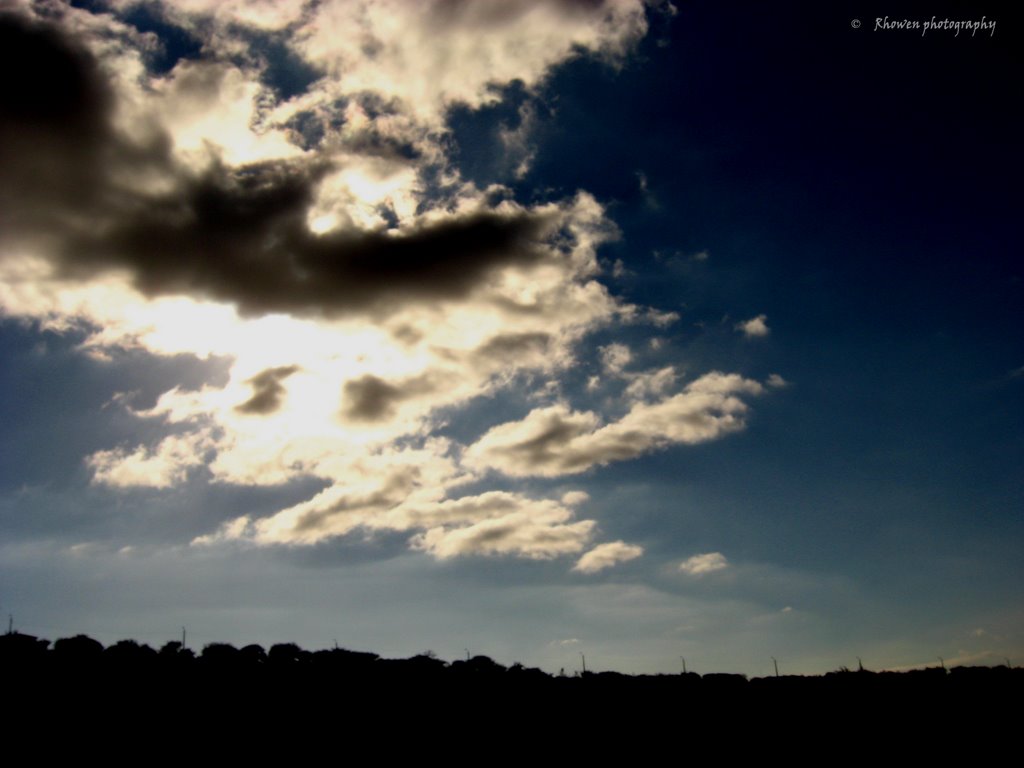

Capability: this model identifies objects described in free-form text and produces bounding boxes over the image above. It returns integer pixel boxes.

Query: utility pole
[7,614,12,635]
[857,656,863,672]
[772,657,779,677]
[680,656,687,674]
[182,626,187,650]
[580,652,587,674]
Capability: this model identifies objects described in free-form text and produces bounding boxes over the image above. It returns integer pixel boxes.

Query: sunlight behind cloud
[0,0,768,566]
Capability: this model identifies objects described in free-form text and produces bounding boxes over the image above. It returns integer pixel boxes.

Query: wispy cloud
[574,540,644,574]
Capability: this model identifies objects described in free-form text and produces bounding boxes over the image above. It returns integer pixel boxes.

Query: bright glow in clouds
[0,1,774,569]
[679,552,730,575]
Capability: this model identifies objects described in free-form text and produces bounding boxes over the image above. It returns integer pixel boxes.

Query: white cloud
[136,0,309,29]
[410,511,594,560]
[574,540,644,573]
[736,314,770,338]
[679,552,729,575]
[464,372,764,477]
[0,3,778,567]
[149,60,302,167]
[297,0,649,125]
[623,365,677,401]
[599,342,632,374]
[196,474,604,562]
[88,430,215,489]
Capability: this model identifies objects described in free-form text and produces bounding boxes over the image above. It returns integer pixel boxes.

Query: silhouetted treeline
[4,629,1018,695]
[3,629,1019,742]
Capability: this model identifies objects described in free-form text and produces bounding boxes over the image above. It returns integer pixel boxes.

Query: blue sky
[0,0,1020,675]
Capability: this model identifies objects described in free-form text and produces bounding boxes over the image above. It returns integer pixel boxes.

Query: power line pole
[772,657,779,677]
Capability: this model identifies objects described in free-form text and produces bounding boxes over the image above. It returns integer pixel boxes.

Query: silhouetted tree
[105,639,157,666]
[53,634,104,661]
[240,644,267,664]
[269,642,306,665]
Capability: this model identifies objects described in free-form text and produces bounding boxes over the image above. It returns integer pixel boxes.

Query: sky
[0,0,1020,676]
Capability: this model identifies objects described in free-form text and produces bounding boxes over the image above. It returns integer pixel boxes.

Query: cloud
[574,540,644,573]
[679,552,729,575]
[736,314,770,338]
[198,479,599,562]
[88,430,215,489]
[22,153,567,320]
[0,8,625,324]
[0,4,777,568]
[600,342,632,374]
[498,101,540,179]
[237,365,300,414]
[623,365,677,401]
[296,0,649,124]
[464,372,765,477]
[342,373,436,421]
[410,507,594,561]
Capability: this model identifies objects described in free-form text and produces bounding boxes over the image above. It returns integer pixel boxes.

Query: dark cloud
[0,12,117,219]
[342,374,435,421]
[236,365,300,415]
[0,13,558,321]
[0,13,109,126]
[66,163,554,317]
[475,332,551,361]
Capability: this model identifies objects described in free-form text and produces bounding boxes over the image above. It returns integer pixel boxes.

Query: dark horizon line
[2,628,1016,681]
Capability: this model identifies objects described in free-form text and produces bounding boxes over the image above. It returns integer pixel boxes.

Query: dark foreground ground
[3,631,1018,751]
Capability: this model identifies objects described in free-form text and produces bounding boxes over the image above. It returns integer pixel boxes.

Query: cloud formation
[574,540,644,573]
[736,314,770,338]
[237,366,300,415]
[464,373,764,477]
[0,2,773,568]
[679,552,729,575]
